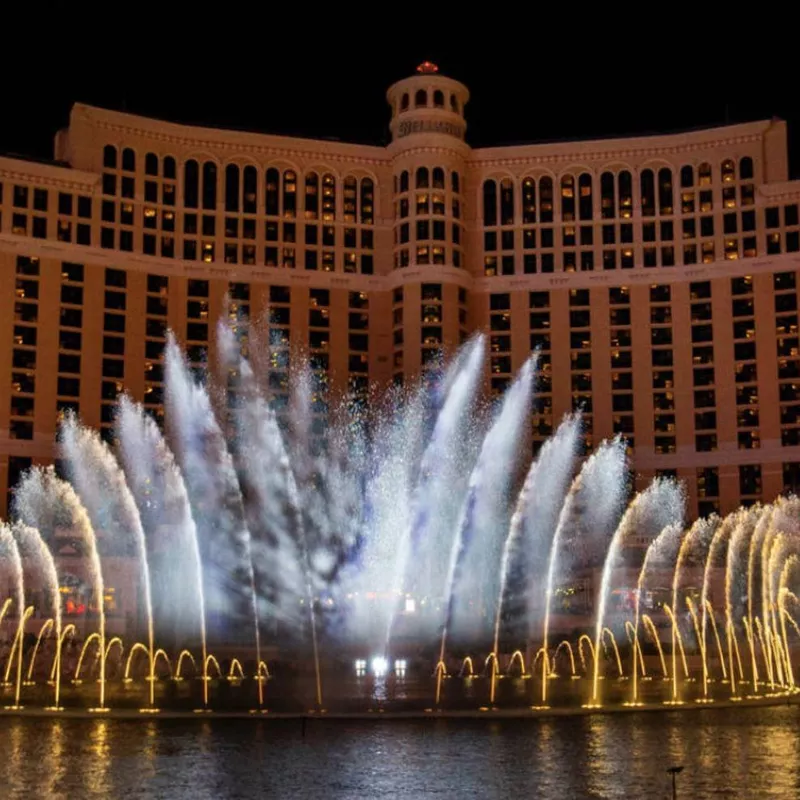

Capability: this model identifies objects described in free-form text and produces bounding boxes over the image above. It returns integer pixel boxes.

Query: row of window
[395,88,461,114]
[482,158,755,227]
[488,276,799,454]
[100,150,377,221]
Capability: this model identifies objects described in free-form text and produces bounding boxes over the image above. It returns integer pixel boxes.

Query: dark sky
[4,22,800,176]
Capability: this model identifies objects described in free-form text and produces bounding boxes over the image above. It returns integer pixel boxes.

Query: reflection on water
[1,706,799,799]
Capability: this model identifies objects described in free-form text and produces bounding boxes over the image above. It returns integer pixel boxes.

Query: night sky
[4,23,799,176]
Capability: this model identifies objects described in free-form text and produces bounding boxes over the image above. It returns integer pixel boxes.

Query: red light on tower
[416,61,439,74]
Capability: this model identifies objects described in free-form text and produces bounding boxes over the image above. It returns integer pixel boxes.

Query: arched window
[640,169,655,217]
[680,165,694,188]
[304,172,319,219]
[433,90,444,108]
[721,159,735,183]
[416,167,429,189]
[658,168,673,214]
[414,89,427,107]
[400,170,409,193]
[600,172,615,219]
[184,160,199,208]
[360,178,374,224]
[321,173,334,221]
[452,171,460,193]
[145,153,159,176]
[540,177,554,223]
[344,176,357,222]
[122,147,136,172]
[522,177,536,224]
[202,162,217,210]
[164,156,177,180]
[284,170,299,218]
[432,167,445,189]
[265,168,279,216]
[103,145,117,169]
[560,175,575,221]
[243,166,257,213]
[225,164,240,212]
[401,93,409,111]
[578,173,593,220]
[483,180,497,227]
[739,157,754,180]
[500,178,515,225]
[450,94,458,113]
[618,171,632,217]
[698,162,712,186]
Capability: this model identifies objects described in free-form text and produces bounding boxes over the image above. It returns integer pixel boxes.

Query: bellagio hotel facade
[1,62,799,520]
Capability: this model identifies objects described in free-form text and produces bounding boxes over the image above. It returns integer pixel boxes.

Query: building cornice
[71,104,391,166]
[468,122,775,169]
[0,156,98,191]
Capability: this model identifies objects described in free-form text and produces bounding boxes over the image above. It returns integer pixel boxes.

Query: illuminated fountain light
[371,656,388,678]
[1,319,800,716]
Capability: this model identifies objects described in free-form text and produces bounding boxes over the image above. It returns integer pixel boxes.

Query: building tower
[386,62,472,385]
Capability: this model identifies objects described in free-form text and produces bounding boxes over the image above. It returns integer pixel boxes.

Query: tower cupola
[386,63,470,144]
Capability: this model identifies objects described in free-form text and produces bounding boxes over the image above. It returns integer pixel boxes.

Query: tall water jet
[345,386,426,649]
[766,496,800,687]
[778,555,799,687]
[14,467,107,710]
[0,524,25,709]
[700,513,735,693]
[491,413,581,703]
[544,437,628,707]
[447,356,536,643]
[60,415,157,709]
[165,333,263,700]
[11,523,62,709]
[116,396,208,706]
[217,322,312,704]
[393,335,486,647]
[630,521,683,705]
[590,477,684,706]
[726,506,760,692]
[748,506,775,688]
[670,515,717,703]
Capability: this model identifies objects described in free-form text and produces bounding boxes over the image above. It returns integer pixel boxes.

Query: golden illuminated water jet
[174,649,196,681]
[228,658,245,681]
[663,604,688,704]
[704,599,727,681]
[686,598,709,699]
[552,640,577,677]
[434,660,447,706]
[640,614,669,679]
[25,618,54,684]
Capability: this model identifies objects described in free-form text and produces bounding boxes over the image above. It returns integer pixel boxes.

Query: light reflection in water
[0,709,799,798]
[43,719,66,797]
[85,720,111,796]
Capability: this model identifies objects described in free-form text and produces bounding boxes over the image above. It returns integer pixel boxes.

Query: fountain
[1,320,800,717]
[0,525,25,709]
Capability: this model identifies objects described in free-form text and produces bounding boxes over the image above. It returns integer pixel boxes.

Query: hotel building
[1,62,799,522]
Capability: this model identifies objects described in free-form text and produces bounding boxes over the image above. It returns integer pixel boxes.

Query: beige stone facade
[1,64,799,520]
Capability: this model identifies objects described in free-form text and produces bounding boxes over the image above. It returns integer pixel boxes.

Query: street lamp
[667,765,684,800]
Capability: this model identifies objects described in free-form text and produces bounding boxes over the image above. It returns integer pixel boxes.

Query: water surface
[1,706,798,798]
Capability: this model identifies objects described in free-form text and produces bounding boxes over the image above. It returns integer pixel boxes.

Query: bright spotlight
[404,597,416,613]
[371,656,388,677]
